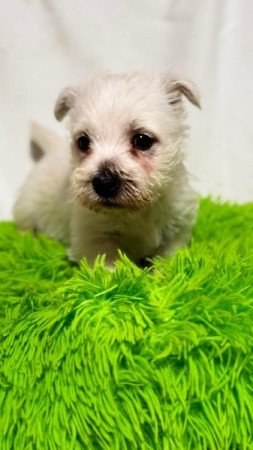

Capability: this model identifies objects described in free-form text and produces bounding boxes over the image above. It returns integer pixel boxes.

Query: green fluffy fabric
[0,198,253,450]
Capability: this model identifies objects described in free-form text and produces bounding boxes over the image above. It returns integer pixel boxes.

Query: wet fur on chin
[13,71,200,267]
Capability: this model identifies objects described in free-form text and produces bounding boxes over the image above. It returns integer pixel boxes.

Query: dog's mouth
[78,190,151,213]
[95,186,140,212]
[100,198,124,209]
[91,176,142,211]
[73,171,152,212]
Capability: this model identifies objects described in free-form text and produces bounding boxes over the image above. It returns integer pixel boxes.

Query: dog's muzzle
[92,168,121,199]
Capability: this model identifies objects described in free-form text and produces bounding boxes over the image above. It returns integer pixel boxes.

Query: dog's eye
[132,133,154,151]
[76,135,90,153]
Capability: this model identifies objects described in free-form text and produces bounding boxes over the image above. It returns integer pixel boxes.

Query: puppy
[13,72,200,267]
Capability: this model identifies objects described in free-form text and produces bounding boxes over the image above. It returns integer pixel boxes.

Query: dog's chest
[103,209,168,259]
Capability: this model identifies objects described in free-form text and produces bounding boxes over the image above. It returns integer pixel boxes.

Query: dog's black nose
[92,169,121,199]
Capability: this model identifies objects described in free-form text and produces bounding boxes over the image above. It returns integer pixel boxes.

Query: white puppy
[13,72,200,267]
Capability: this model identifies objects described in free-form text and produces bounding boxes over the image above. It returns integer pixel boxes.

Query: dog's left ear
[166,76,201,109]
[54,86,77,121]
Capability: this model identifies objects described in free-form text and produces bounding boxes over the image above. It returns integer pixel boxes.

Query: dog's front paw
[104,261,116,271]
[67,247,81,263]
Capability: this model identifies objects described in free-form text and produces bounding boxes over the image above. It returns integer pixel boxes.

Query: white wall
[1,0,253,219]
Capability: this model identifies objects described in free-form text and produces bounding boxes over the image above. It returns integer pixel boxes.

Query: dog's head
[55,72,200,212]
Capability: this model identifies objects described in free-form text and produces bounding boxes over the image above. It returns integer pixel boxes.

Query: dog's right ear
[165,75,201,109]
[54,86,77,121]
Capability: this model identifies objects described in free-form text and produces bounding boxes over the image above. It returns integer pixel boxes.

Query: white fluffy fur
[13,72,200,267]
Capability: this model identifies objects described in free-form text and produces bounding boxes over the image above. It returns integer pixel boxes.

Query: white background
[1,0,253,219]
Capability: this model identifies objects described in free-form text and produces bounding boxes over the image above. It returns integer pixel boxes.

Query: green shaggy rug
[0,198,253,450]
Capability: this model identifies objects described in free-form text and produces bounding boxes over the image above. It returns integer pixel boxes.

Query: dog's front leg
[68,206,119,268]
[68,236,119,269]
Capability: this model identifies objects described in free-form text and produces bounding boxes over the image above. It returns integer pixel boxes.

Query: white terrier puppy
[13,72,200,267]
